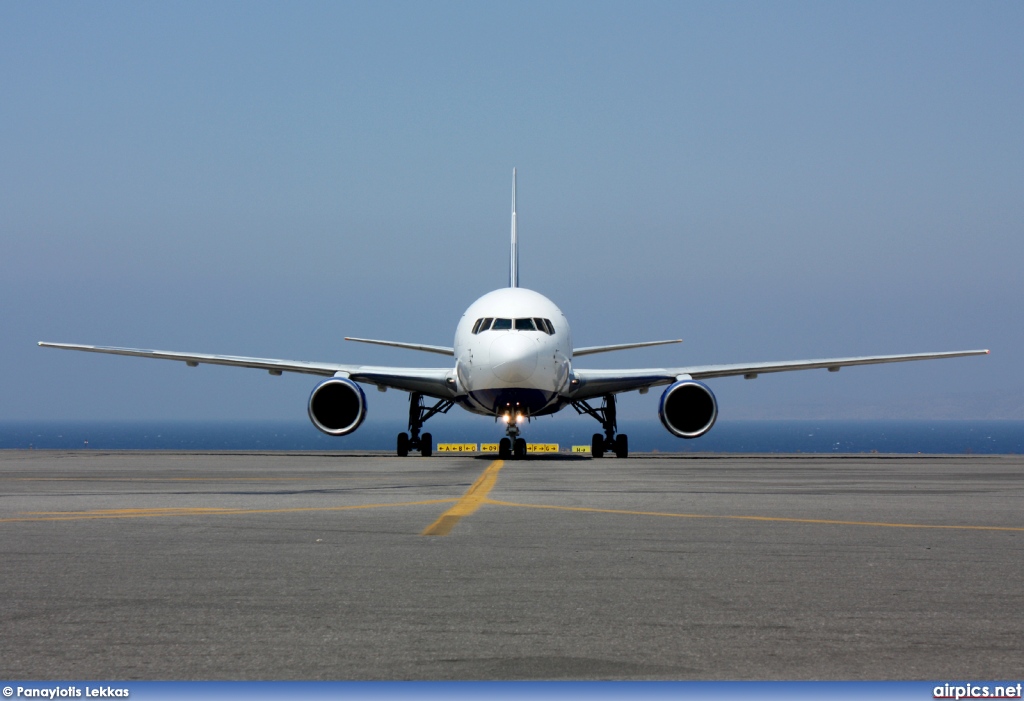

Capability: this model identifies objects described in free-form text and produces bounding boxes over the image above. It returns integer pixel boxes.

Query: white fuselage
[453,287,573,417]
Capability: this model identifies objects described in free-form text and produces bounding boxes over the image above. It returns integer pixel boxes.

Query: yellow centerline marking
[421,460,505,536]
[1,499,456,523]
[484,499,1024,532]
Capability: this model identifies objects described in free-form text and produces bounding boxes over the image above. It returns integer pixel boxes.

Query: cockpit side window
[491,318,512,330]
[533,317,555,335]
[514,318,536,331]
[471,319,482,334]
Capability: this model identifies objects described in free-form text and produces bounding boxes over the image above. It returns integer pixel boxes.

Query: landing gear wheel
[614,433,628,459]
[397,432,409,457]
[420,432,432,457]
[498,437,512,459]
[591,433,605,458]
[514,437,527,459]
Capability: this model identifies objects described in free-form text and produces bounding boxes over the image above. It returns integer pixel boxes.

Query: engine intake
[659,380,718,439]
[308,377,367,436]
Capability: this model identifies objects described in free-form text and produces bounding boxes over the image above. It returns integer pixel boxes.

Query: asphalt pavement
[1,450,1021,680]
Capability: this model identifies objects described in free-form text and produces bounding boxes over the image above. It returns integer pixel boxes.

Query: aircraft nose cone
[490,333,538,383]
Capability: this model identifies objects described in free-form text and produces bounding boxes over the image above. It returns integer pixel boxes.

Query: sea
[2,419,1023,454]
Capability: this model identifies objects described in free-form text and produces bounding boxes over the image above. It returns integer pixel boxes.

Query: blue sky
[2,1,1021,427]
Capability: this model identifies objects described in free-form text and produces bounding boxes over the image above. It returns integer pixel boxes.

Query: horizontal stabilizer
[573,339,682,357]
[344,337,455,356]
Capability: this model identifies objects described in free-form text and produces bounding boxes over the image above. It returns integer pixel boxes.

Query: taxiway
[1,451,1021,679]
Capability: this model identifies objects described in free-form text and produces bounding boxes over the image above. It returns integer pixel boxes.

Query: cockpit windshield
[471,317,555,334]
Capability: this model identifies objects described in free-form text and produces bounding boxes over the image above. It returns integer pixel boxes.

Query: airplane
[39,170,989,459]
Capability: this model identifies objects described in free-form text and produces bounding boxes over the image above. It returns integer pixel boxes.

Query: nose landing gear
[497,405,528,459]
[397,392,453,457]
[573,394,629,458]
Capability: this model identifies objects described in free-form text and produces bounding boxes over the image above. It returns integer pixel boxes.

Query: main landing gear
[397,392,453,457]
[497,404,528,460]
[572,394,628,458]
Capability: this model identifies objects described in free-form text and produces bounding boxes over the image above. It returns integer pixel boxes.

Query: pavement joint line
[421,460,505,536]
[483,499,1024,532]
[1,498,457,522]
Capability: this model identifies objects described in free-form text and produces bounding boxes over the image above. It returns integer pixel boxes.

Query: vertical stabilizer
[510,168,518,288]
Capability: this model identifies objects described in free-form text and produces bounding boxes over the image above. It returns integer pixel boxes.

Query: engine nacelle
[308,377,367,436]
[659,380,718,439]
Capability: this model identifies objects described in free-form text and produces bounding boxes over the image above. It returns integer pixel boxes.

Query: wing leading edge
[570,349,990,400]
[37,342,455,398]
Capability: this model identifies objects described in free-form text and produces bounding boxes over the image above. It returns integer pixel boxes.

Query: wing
[570,349,990,400]
[38,342,455,398]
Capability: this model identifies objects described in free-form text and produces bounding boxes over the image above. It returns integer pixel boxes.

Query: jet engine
[659,380,718,438]
[308,377,367,436]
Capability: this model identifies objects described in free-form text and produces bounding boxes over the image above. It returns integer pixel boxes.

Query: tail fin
[509,168,518,288]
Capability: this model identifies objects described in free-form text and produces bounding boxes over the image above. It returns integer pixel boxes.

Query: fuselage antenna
[510,168,518,288]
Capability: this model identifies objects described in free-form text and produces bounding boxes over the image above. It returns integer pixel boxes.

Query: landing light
[502,413,511,424]
[516,414,526,424]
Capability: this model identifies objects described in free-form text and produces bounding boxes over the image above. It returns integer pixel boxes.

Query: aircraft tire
[591,433,604,458]
[420,432,432,457]
[614,434,628,459]
[498,437,512,459]
[397,432,409,457]
[513,438,527,459]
